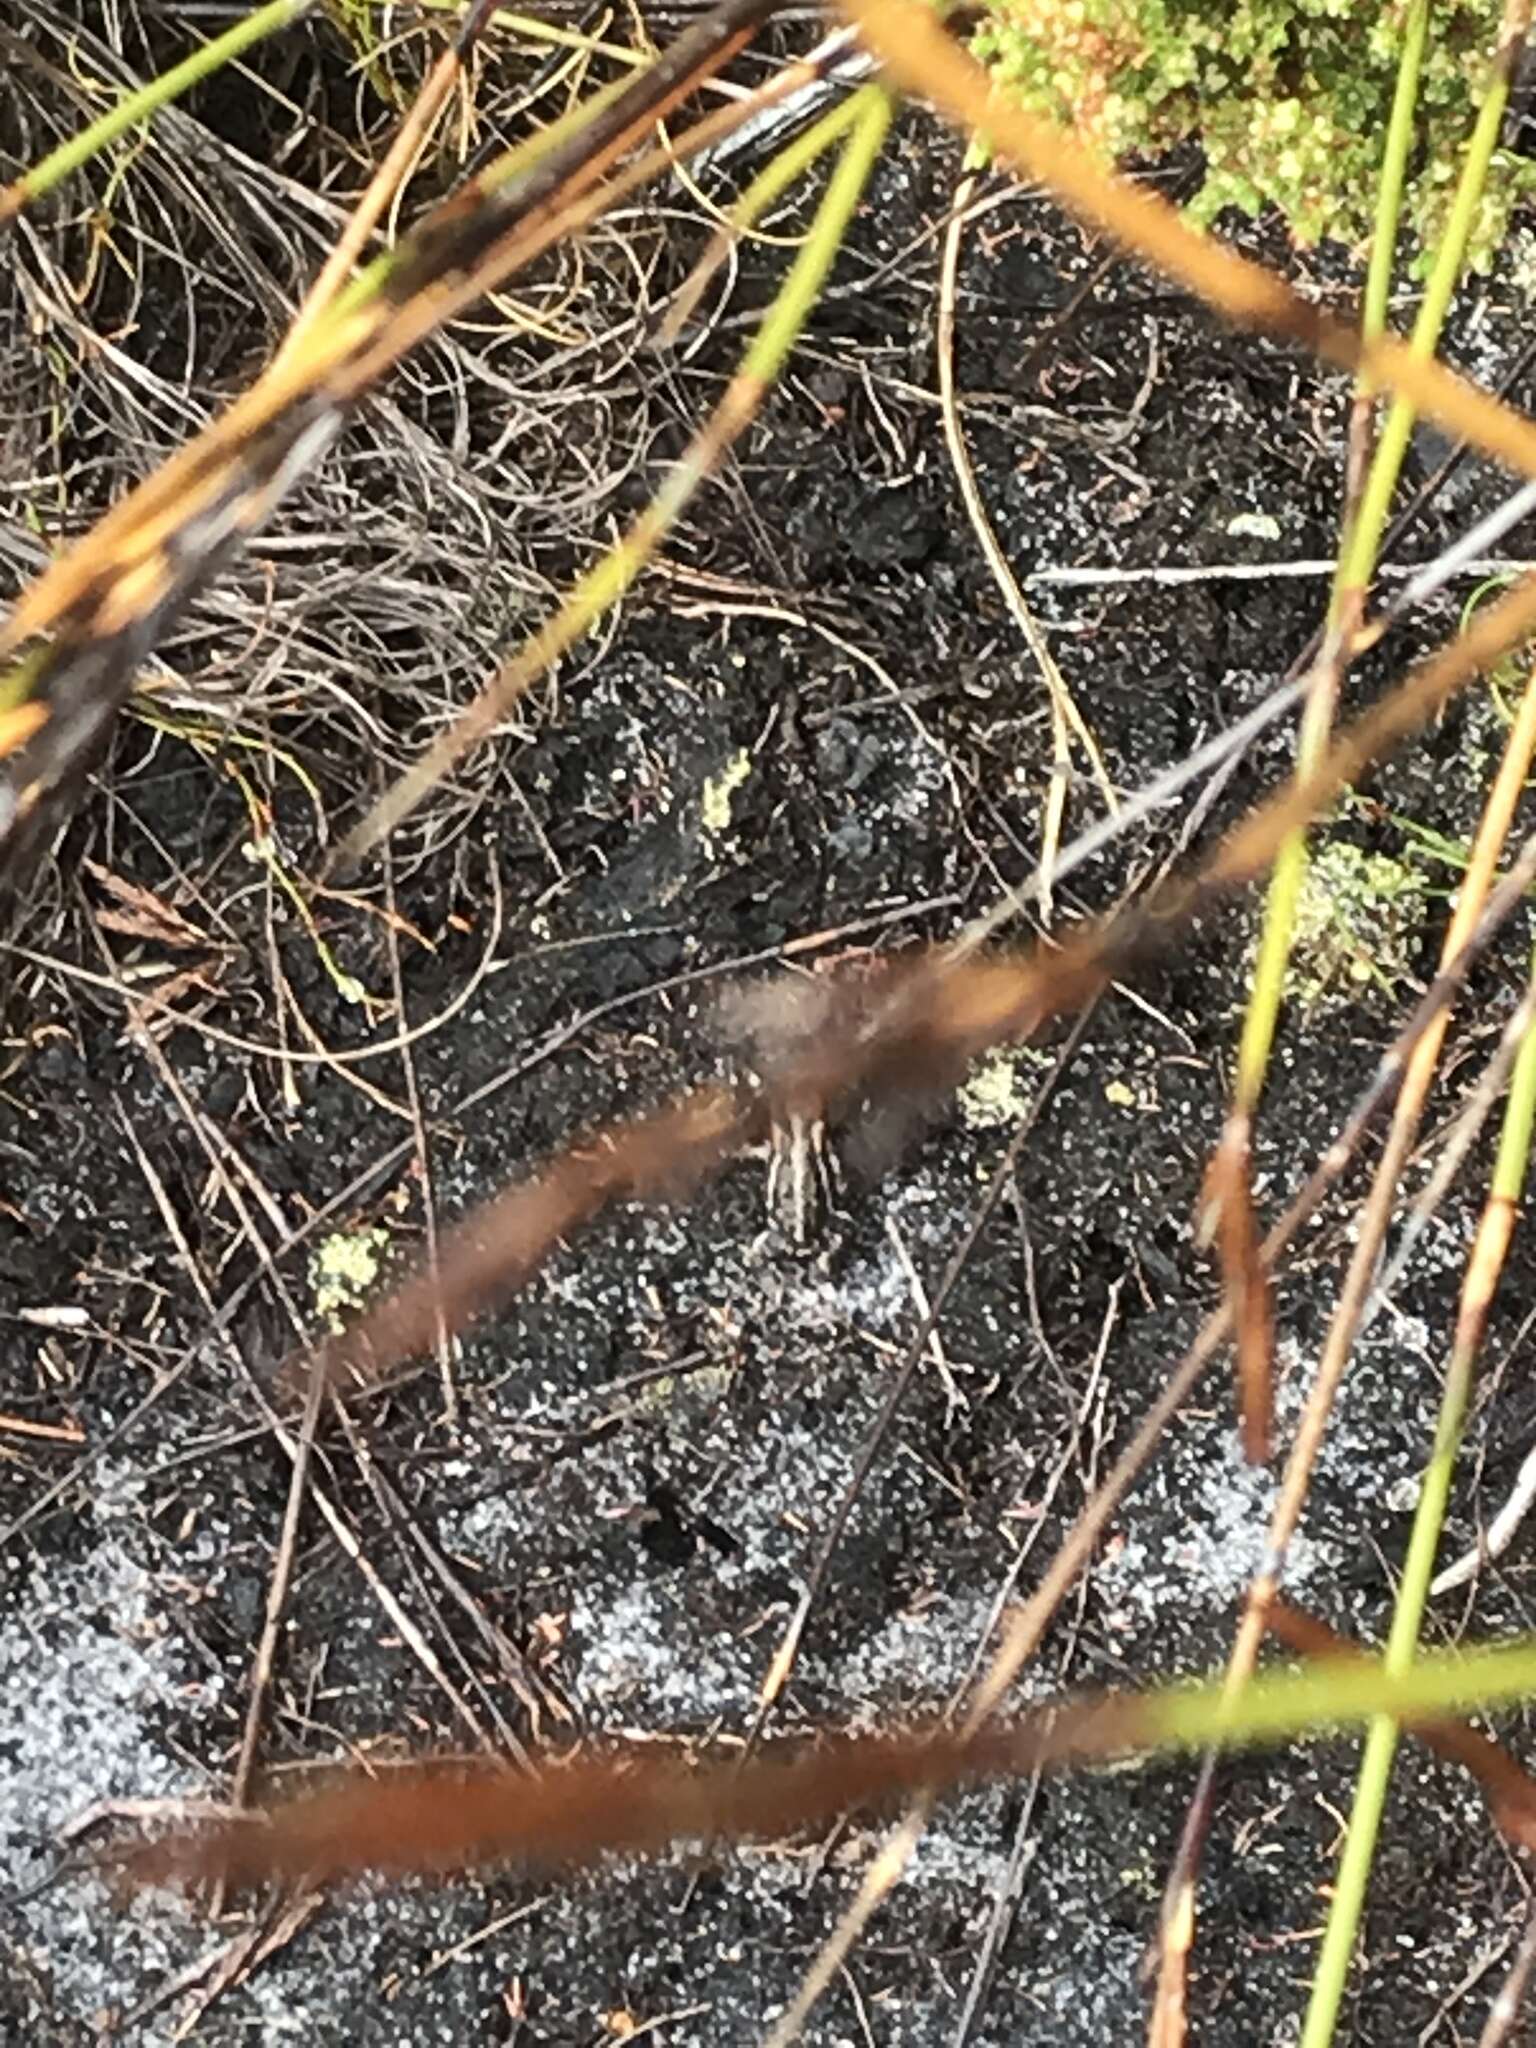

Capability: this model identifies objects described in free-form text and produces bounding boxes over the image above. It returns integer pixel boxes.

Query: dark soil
[6,7,1536,2045]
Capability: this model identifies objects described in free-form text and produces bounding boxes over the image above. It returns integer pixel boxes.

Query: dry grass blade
[340,66,893,860]
[293,950,1073,1392]
[1198,1123,1274,1466]
[224,1369,325,1847]
[4,0,778,653]
[296,587,1536,1402]
[105,1641,1536,1900]
[17,5,1536,2037]
[742,837,1536,2044]
[1480,1904,1536,2047]
[935,156,1117,920]
[113,1718,1072,1894]
[1150,673,1536,2040]
[298,1084,749,1395]
[273,0,504,363]
[0,0,785,862]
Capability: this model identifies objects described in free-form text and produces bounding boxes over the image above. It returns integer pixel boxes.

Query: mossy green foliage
[973,1,1534,263]
[1288,836,1430,1004]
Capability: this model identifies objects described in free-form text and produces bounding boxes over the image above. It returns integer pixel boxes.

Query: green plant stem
[661,80,873,338]
[1143,1632,1536,1756]
[1302,948,1536,2045]
[1343,26,1522,589]
[719,86,870,242]
[1299,14,1531,2037]
[738,87,894,385]
[1361,0,1432,350]
[1,0,315,220]
[1494,965,1536,1203]
[1232,0,1430,1112]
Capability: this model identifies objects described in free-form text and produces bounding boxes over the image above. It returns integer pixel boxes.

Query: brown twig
[225,1366,325,1839]
[1479,1899,1536,2048]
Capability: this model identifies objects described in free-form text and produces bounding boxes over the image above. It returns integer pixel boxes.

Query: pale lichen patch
[699,748,752,839]
[1286,837,1431,1007]
[958,1045,1050,1129]
[310,1224,391,1331]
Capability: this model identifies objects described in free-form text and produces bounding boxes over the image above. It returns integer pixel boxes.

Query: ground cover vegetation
[973,0,1530,256]
[10,1,1536,2042]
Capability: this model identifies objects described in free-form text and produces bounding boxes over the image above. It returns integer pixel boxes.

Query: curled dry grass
[0,0,723,864]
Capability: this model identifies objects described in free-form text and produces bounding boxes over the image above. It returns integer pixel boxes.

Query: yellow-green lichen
[1288,838,1430,1007]
[310,1224,391,1330]
[1226,510,1281,542]
[621,1362,735,1419]
[958,1045,1050,1128]
[700,749,752,839]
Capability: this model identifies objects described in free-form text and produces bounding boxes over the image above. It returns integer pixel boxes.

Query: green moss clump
[972,1,1534,265]
[1287,838,1430,1006]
